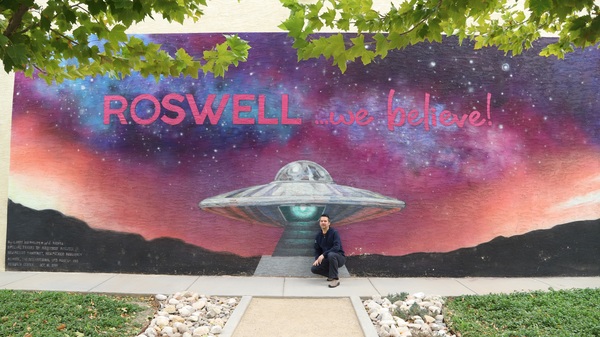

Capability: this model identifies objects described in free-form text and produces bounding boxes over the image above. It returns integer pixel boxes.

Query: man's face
[319,216,330,232]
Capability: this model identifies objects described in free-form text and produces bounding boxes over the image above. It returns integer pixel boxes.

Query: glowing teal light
[290,205,318,220]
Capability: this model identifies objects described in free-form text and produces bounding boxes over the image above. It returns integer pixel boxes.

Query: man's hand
[313,254,324,266]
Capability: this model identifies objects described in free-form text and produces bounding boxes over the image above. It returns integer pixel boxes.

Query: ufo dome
[274,160,333,183]
[200,160,405,227]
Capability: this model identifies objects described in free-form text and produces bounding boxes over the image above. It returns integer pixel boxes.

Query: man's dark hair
[320,214,330,221]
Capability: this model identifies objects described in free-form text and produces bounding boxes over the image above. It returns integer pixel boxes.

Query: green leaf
[108,25,128,45]
[348,34,366,58]
[72,26,90,44]
[321,8,337,26]
[388,32,409,49]
[417,24,429,38]
[324,34,346,58]
[333,52,348,73]
[6,43,28,68]
[359,49,375,65]
[62,5,77,23]
[175,48,194,64]
[3,0,594,83]
[279,11,306,38]
[569,15,590,31]
[373,33,389,58]
[40,14,51,31]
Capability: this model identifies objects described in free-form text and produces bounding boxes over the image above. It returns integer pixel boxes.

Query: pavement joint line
[184,276,202,292]
[221,295,252,337]
[453,278,478,295]
[87,273,119,292]
[530,278,553,290]
[367,277,381,297]
[282,277,287,296]
[351,295,379,337]
[533,277,556,289]
[88,274,120,292]
[0,271,39,287]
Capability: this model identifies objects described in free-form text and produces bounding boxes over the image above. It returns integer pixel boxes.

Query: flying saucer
[199,160,405,226]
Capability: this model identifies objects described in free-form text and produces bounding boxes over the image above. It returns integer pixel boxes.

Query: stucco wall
[3,1,596,278]
[0,70,13,270]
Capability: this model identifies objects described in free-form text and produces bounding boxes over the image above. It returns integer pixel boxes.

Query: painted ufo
[199,160,405,226]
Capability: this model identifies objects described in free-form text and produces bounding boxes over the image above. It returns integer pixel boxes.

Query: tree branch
[4,3,31,37]
[50,28,80,46]
[393,0,443,37]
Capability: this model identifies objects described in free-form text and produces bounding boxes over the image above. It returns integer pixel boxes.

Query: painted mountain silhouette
[6,200,260,275]
[346,218,600,277]
[6,200,599,277]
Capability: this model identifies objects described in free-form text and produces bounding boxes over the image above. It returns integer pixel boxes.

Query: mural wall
[6,33,600,276]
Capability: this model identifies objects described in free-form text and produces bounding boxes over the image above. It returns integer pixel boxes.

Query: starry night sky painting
[7,33,600,274]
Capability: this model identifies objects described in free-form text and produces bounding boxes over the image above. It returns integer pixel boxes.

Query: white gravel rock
[193,299,206,310]
[192,326,210,336]
[145,327,158,337]
[155,316,170,327]
[161,326,174,336]
[149,290,457,337]
[413,292,425,299]
[364,293,456,337]
[429,305,442,315]
[178,307,193,317]
[164,305,177,314]
[389,324,401,337]
[210,325,223,334]
[145,293,239,337]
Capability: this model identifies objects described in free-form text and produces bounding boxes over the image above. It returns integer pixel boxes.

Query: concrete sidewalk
[1,271,598,337]
[1,271,598,297]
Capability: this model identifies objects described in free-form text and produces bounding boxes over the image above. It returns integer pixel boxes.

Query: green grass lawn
[0,290,154,337]
[444,288,600,337]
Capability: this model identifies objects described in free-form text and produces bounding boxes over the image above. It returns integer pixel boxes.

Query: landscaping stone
[139,291,457,337]
[363,293,456,337]
[136,293,238,337]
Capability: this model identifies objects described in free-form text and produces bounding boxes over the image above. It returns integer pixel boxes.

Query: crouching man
[311,214,346,288]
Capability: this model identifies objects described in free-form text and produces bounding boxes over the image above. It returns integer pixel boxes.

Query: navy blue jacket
[314,227,345,260]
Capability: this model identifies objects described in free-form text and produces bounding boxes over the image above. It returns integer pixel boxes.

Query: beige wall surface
[0,0,299,271]
[0,70,14,270]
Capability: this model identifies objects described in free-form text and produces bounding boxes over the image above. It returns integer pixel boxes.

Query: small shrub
[394,302,430,321]
[387,292,409,303]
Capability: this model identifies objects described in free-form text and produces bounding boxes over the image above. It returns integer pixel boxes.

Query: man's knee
[327,252,341,262]
[327,253,345,267]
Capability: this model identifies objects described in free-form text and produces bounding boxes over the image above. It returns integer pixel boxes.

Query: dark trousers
[311,252,346,279]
